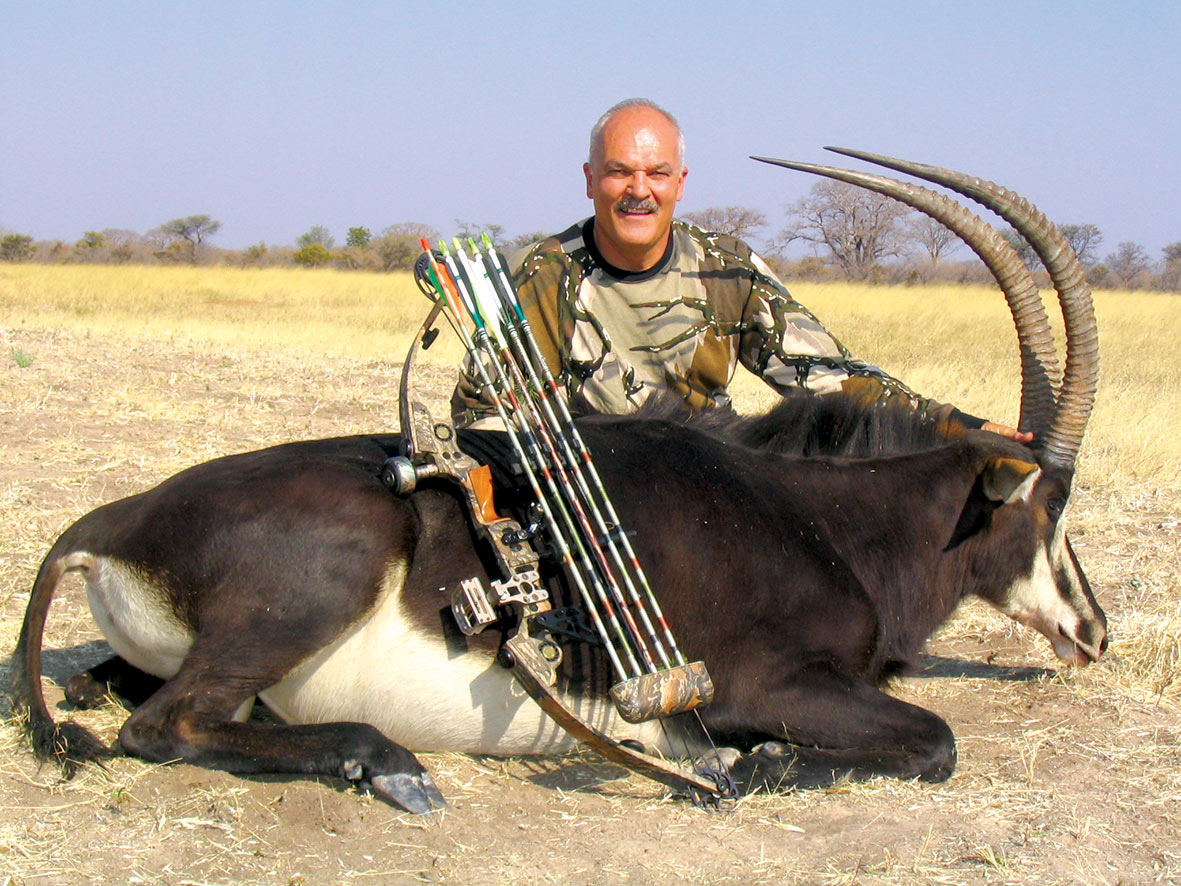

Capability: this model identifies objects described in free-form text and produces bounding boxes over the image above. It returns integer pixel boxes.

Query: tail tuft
[20,706,116,778]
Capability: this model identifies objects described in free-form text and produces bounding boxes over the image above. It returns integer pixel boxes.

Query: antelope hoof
[369,772,448,815]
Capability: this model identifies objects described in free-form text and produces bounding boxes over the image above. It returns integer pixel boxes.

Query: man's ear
[584,162,594,199]
[981,456,1040,504]
[676,165,688,201]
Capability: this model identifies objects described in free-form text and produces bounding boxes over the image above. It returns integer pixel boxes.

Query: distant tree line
[2,197,1178,291]
[0,216,547,274]
[691,185,1179,291]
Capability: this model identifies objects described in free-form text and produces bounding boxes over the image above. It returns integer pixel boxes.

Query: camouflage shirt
[452,218,977,430]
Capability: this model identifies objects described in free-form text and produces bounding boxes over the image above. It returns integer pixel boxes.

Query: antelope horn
[822,148,1099,469]
[752,155,1060,443]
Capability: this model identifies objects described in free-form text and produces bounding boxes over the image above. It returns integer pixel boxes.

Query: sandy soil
[1,325,1178,885]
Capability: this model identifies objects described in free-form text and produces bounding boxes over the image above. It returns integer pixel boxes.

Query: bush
[293,243,333,267]
[1,233,34,262]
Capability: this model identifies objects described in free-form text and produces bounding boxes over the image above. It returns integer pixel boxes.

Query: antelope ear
[982,457,1040,504]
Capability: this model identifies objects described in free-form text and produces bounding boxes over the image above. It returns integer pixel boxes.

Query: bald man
[454,98,1027,442]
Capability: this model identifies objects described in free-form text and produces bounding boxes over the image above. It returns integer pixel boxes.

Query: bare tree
[682,206,768,240]
[505,231,549,254]
[1105,241,1151,288]
[779,180,911,279]
[454,220,506,245]
[385,222,440,241]
[1058,223,1103,267]
[907,215,961,267]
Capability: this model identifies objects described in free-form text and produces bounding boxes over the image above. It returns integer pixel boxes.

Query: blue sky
[2,1,1177,258]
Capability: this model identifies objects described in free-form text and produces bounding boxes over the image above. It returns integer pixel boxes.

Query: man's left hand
[981,421,1035,444]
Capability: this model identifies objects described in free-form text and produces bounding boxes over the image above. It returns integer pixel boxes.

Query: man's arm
[735,252,993,435]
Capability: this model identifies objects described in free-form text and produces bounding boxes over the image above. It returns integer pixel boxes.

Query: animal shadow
[916,654,1053,682]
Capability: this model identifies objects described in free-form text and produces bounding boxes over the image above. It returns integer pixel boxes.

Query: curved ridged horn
[822,148,1098,469]
[751,155,1061,443]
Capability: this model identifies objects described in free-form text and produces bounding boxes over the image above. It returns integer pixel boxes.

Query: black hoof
[64,674,110,710]
[369,772,448,815]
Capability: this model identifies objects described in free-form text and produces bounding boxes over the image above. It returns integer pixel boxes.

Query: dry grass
[730,282,1181,495]
[0,263,468,367]
[1,264,1179,885]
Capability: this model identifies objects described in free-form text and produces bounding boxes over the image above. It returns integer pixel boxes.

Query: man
[454,98,1029,442]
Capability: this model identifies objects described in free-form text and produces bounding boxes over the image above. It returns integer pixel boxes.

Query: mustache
[615,196,658,214]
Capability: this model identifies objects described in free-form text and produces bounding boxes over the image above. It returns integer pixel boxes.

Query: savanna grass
[4,266,1178,491]
[0,262,466,366]
[731,282,1181,494]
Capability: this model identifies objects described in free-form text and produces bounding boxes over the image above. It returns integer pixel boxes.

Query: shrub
[293,243,333,267]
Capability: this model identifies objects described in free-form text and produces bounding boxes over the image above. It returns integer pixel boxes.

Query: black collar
[582,218,676,282]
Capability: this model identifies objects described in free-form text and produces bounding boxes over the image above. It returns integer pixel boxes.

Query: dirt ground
[1,325,1178,885]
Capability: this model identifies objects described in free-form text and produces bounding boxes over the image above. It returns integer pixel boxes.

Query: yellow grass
[5,266,1178,494]
[0,263,467,366]
[731,282,1181,493]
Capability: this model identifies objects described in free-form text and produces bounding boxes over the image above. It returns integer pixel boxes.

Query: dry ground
[1,305,1179,885]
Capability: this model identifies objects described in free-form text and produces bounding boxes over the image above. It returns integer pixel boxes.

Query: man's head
[584,99,688,272]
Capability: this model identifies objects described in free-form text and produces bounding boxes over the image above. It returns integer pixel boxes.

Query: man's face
[583,106,688,272]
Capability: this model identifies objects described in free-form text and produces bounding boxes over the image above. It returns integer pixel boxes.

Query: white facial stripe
[998,516,1097,662]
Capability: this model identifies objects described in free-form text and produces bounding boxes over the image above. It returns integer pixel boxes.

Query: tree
[681,206,768,240]
[505,231,549,253]
[1058,223,1103,267]
[1105,241,1151,288]
[778,180,911,279]
[998,227,1040,270]
[76,231,106,251]
[371,222,441,272]
[242,242,269,266]
[101,229,140,264]
[155,215,222,262]
[298,225,335,249]
[454,220,505,244]
[75,229,140,263]
[1085,263,1112,288]
[346,226,371,248]
[1161,241,1181,290]
[0,233,34,262]
[74,231,106,262]
[907,215,961,267]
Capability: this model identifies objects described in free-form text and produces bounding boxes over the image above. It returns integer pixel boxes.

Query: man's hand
[981,421,1035,444]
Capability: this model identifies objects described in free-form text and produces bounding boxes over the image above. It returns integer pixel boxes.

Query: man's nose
[627,172,651,196]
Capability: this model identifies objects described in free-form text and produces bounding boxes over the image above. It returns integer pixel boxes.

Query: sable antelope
[10,151,1105,813]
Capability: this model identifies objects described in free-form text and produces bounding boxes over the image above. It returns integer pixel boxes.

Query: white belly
[79,552,681,757]
[259,567,677,757]
[81,553,194,679]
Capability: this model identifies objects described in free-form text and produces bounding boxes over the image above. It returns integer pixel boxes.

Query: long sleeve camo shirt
[452,218,980,432]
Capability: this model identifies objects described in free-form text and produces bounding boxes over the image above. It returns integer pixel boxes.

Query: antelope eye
[1047,497,1066,516]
